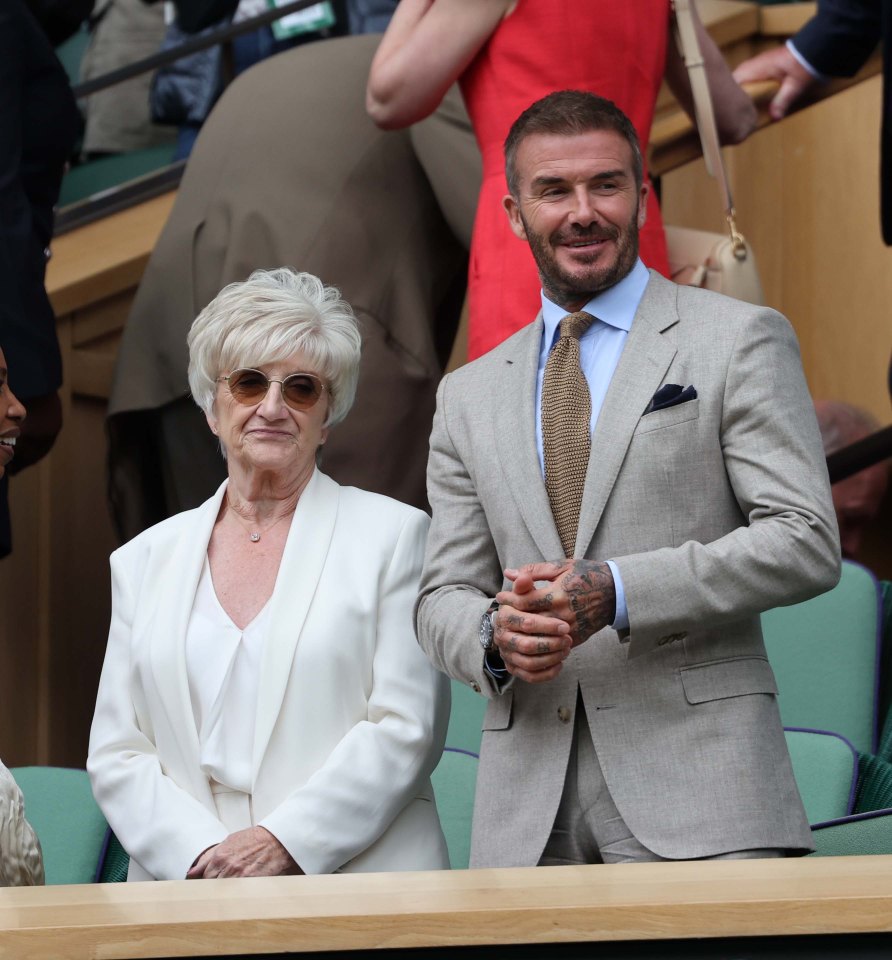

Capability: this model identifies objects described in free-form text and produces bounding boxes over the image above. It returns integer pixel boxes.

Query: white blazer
[88,469,450,881]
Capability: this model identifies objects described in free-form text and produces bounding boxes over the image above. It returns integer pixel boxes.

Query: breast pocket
[634,398,700,435]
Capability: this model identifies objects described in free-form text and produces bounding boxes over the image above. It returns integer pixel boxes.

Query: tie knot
[560,311,595,341]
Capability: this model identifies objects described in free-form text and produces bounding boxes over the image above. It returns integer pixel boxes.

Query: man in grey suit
[416,91,841,867]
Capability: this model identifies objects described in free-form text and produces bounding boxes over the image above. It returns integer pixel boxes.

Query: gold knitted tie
[542,311,595,557]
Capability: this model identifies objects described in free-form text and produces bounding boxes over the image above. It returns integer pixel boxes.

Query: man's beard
[522,206,640,310]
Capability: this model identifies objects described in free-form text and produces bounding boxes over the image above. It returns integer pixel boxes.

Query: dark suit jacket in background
[0,0,81,557]
[794,0,892,243]
[0,0,79,402]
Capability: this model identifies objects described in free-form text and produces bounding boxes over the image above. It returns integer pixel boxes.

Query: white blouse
[184,559,272,793]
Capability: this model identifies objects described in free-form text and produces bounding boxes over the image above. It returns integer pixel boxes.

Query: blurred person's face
[503,128,648,311]
[832,463,888,560]
[0,348,26,479]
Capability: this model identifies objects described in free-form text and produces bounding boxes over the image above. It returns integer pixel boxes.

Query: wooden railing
[2,857,892,959]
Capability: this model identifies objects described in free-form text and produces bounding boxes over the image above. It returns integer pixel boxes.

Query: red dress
[459,0,671,359]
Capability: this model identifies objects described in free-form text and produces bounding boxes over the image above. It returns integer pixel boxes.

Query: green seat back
[55,26,90,85]
[98,831,130,883]
[431,748,478,870]
[854,752,892,815]
[762,561,881,754]
[446,678,487,756]
[59,145,178,207]
[11,767,108,885]
[812,809,892,856]
[784,729,857,824]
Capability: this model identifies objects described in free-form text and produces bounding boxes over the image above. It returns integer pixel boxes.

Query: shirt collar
[540,258,650,346]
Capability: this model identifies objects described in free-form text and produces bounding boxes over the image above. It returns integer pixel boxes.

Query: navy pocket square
[644,383,697,415]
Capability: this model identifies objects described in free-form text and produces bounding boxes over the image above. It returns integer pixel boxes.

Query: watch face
[479,610,495,650]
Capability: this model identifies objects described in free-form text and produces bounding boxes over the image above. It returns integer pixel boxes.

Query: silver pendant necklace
[227,503,293,542]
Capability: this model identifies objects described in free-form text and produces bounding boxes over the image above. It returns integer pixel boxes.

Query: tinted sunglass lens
[229,370,269,404]
[283,374,322,408]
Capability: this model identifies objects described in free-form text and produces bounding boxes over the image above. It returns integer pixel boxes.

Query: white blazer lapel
[148,481,228,776]
[575,273,679,555]
[251,468,339,782]
[494,317,564,561]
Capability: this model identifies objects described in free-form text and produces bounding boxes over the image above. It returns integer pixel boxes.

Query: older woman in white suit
[88,269,450,881]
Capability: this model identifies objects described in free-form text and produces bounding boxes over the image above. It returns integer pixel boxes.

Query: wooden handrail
[2,857,892,958]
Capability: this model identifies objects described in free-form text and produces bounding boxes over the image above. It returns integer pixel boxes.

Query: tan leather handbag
[665,0,764,305]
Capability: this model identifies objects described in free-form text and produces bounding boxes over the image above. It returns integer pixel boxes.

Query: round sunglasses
[216,368,328,411]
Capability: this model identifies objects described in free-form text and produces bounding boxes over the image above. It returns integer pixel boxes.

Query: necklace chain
[227,503,294,542]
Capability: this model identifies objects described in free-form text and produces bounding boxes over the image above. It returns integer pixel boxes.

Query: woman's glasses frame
[216,368,329,411]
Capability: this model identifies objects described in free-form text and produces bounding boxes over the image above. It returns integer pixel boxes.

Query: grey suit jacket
[416,271,841,867]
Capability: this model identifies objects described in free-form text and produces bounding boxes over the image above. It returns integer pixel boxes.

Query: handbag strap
[672,0,747,256]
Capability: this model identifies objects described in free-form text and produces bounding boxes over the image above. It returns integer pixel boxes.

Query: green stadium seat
[446,678,487,756]
[59,145,178,207]
[55,25,91,86]
[811,807,892,856]
[431,747,478,870]
[96,829,130,882]
[11,767,109,885]
[784,728,858,825]
[762,560,881,756]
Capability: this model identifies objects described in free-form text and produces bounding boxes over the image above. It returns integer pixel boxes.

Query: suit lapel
[576,272,680,555]
[149,482,227,774]
[251,468,339,783]
[494,317,564,561]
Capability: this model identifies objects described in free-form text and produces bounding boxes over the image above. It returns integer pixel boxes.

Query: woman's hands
[186,826,303,879]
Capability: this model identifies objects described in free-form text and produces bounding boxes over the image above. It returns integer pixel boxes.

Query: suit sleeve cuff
[786,39,826,81]
[606,559,629,632]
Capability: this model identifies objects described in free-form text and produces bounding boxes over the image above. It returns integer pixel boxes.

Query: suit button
[557,706,572,724]
[471,681,481,693]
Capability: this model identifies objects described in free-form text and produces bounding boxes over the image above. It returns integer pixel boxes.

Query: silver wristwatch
[479,600,499,652]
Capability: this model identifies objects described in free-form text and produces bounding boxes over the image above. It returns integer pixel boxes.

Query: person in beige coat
[90,269,449,881]
[107,32,478,542]
[416,91,841,868]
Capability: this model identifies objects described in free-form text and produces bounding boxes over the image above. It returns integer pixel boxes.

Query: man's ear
[637,180,649,229]
[503,193,528,241]
[205,410,218,436]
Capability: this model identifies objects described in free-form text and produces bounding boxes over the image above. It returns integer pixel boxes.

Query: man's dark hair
[504,90,644,196]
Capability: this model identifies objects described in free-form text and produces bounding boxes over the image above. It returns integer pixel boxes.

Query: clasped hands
[186,825,302,879]
[493,559,616,684]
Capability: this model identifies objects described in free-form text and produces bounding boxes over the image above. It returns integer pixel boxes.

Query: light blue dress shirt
[535,258,651,631]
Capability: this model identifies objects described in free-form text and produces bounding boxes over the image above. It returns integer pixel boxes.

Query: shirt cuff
[786,39,826,81]
[606,559,629,632]
[483,649,509,681]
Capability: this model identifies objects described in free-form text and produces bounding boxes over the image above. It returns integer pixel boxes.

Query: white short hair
[187,268,361,426]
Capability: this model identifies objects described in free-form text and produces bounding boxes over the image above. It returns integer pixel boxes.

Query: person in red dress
[367,0,755,359]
